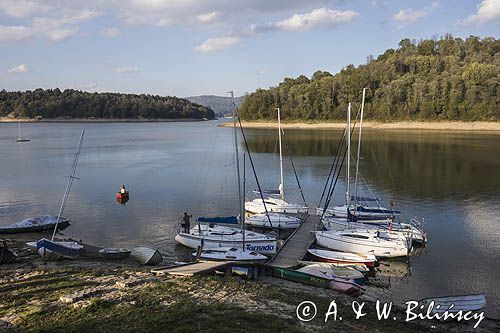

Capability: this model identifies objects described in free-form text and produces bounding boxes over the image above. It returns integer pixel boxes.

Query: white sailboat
[245,108,308,214]
[315,103,410,258]
[245,212,301,229]
[35,130,85,260]
[319,88,399,220]
[315,228,409,258]
[175,92,277,257]
[193,247,267,262]
[322,216,426,243]
[15,120,30,142]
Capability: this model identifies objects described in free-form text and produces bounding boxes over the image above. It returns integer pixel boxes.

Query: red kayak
[116,191,129,204]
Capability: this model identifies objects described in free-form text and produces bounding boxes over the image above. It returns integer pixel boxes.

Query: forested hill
[240,35,499,121]
[0,89,215,120]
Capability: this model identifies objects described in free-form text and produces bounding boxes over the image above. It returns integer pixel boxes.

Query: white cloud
[461,0,500,25]
[394,2,438,28]
[197,11,217,23]
[0,25,32,42]
[101,27,120,37]
[276,7,359,31]
[0,0,49,18]
[115,66,140,73]
[195,36,239,53]
[250,7,359,33]
[7,64,30,73]
[256,69,265,76]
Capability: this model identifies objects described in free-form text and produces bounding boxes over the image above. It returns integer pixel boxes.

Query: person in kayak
[120,185,127,194]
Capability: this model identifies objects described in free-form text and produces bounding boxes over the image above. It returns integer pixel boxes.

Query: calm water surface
[0,121,499,318]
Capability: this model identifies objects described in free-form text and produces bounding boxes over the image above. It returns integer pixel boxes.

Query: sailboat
[35,130,85,260]
[175,92,277,257]
[15,120,30,142]
[317,89,399,220]
[244,108,308,215]
[315,103,411,258]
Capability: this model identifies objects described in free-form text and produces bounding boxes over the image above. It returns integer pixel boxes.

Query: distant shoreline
[0,117,211,123]
[220,120,500,132]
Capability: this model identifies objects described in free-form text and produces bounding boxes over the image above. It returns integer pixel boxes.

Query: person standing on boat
[182,212,192,233]
[120,185,127,194]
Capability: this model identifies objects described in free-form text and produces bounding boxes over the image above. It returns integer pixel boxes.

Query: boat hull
[245,198,308,214]
[308,249,377,267]
[315,230,408,258]
[0,216,70,234]
[36,239,83,260]
[175,233,277,255]
[132,246,163,265]
[245,213,300,229]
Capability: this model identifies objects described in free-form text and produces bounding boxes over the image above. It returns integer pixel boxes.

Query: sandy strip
[220,120,500,132]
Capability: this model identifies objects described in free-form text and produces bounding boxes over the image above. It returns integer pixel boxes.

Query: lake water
[0,121,499,318]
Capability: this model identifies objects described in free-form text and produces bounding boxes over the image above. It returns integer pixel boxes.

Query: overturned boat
[0,215,70,234]
[132,246,163,265]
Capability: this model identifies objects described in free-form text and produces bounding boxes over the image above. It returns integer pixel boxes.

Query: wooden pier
[269,214,322,268]
[151,261,234,276]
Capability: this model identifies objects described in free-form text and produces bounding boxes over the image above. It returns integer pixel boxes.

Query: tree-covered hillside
[0,89,215,120]
[240,35,499,121]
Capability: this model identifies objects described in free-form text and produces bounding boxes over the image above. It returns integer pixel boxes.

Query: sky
[0,0,499,97]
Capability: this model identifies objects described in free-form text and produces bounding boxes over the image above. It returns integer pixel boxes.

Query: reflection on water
[0,122,499,317]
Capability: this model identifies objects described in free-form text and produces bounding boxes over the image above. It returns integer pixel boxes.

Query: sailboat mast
[354,88,367,210]
[18,121,21,140]
[51,129,85,241]
[230,91,244,249]
[346,103,351,205]
[277,108,285,200]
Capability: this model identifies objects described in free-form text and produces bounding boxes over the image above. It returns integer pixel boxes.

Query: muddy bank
[0,240,497,332]
[220,120,500,132]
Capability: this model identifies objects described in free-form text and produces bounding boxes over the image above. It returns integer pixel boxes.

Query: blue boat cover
[197,216,239,225]
[36,238,82,257]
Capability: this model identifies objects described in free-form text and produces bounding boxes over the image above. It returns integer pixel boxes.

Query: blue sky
[1,0,499,97]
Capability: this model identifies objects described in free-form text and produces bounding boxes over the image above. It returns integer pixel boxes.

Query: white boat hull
[323,217,426,243]
[245,198,308,214]
[192,247,268,262]
[315,229,409,258]
[245,213,300,229]
[175,225,277,254]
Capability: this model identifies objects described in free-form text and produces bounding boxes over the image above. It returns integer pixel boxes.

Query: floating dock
[151,261,234,276]
[269,214,321,268]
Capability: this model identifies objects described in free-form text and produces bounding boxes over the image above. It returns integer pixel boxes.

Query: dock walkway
[269,214,322,268]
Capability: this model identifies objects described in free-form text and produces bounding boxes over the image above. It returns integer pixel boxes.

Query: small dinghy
[420,294,486,314]
[298,260,369,274]
[245,213,301,229]
[132,246,163,265]
[297,263,365,284]
[99,248,131,259]
[308,249,377,267]
[192,247,268,262]
[0,215,70,234]
[36,238,84,260]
